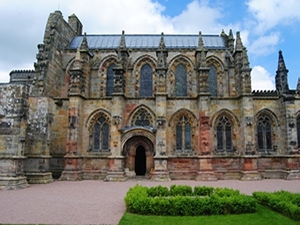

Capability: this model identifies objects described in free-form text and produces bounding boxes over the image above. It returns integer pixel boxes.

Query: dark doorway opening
[135,146,146,175]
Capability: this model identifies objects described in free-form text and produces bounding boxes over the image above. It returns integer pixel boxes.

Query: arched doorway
[135,146,146,175]
[123,135,154,176]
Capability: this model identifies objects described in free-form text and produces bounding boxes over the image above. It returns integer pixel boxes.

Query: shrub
[194,186,214,196]
[147,185,169,197]
[253,191,300,221]
[214,187,240,197]
[124,185,257,216]
[170,185,193,196]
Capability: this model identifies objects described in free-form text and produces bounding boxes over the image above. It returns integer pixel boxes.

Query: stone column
[59,97,84,181]
[25,97,53,184]
[0,84,29,189]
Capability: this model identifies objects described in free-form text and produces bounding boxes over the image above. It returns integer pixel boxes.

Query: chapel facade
[1,11,300,189]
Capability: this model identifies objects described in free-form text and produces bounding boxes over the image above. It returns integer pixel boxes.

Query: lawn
[119,204,300,225]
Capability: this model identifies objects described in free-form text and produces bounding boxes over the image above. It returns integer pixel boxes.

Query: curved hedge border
[253,191,300,221]
[124,185,256,216]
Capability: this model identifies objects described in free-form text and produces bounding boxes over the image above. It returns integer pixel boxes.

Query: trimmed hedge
[253,191,300,221]
[124,185,256,216]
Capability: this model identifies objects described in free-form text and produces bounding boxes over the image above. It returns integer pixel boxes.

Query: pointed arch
[169,108,198,154]
[255,108,279,153]
[128,104,156,127]
[206,56,225,97]
[167,55,196,97]
[85,109,111,152]
[98,55,118,97]
[211,109,239,154]
[132,55,156,97]
[210,109,239,127]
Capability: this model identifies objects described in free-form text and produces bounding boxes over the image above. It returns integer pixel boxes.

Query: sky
[0,0,300,90]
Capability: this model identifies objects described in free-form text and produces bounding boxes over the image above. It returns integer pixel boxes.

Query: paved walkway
[0,179,300,225]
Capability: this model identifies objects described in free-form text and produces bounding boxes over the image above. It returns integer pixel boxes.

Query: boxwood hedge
[124,185,256,216]
[253,190,300,221]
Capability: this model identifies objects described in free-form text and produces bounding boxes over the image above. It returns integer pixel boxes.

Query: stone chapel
[1,11,300,189]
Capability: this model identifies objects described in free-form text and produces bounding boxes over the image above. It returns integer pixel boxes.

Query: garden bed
[124,185,257,216]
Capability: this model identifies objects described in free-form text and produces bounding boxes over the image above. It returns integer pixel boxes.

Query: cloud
[251,65,275,90]
[69,0,175,34]
[248,32,281,56]
[247,0,300,33]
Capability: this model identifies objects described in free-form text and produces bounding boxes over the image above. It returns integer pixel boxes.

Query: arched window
[140,64,153,97]
[297,116,300,151]
[257,115,272,152]
[175,64,187,96]
[93,116,109,152]
[131,108,152,127]
[106,64,115,96]
[208,65,217,96]
[176,116,191,152]
[216,116,232,152]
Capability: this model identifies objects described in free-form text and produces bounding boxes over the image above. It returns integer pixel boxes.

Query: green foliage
[124,185,256,216]
[214,187,240,197]
[170,185,193,196]
[119,205,300,225]
[253,190,300,221]
[147,185,169,197]
[194,186,214,196]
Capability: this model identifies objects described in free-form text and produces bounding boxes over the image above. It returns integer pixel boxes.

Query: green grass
[119,204,300,225]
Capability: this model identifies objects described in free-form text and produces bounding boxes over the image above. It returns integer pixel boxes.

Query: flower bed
[124,185,256,216]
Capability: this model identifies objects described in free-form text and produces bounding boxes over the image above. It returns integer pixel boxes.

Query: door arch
[123,135,154,176]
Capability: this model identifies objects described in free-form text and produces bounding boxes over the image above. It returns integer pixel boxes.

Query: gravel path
[0,179,300,225]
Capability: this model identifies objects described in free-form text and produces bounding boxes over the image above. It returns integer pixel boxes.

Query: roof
[69,34,226,50]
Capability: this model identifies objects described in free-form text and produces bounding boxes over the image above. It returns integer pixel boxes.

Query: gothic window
[257,115,272,152]
[106,64,115,96]
[140,64,153,97]
[216,116,232,151]
[131,108,152,127]
[93,116,109,152]
[208,65,217,96]
[175,64,187,96]
[176,116,191,152]
[297,116,300,150]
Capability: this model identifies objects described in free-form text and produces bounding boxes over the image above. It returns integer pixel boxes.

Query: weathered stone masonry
[1,10,300,189]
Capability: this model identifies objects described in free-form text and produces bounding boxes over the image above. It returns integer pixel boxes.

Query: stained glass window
[93,116,109,152]
[175,64,187,96]
[140,64,153,97]
[131,108,152,127]
[216,116,232,152]
[106,64,115,96]
[208,65,217,96]
[257,115,272,152]
[176,116,191,152]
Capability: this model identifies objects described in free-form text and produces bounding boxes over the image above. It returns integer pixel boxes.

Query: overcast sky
[0,0,300,90]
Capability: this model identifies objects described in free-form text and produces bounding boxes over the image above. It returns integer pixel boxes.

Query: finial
[235,31,243,51]
[80,32,89,51]
[119,30,126,49]
[159,32,166,49]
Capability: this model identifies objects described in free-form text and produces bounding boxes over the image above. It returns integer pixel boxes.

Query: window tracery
[257,115,272,152]
[131,108,153,127]
[176,116,192,152]
[216,115,232,152]
[92,116,110,152]
[297,116,300,151]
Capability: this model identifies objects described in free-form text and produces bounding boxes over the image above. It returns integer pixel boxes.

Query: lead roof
[69,34,226,50]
